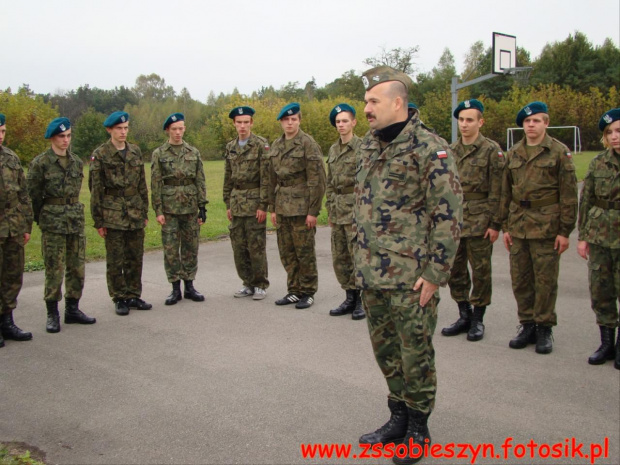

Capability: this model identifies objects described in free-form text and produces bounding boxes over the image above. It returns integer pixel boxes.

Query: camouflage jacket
[27,148,84,234]
[450,133,505,237]
[326,135,362,225]
[354,115,463,290]
[0,145,33,237]
[151,141,207,216]
[578,148,620,248]
[223,133,269,217]
[500,134,577,239]
[267,129,326,217]
[88,140,149,230]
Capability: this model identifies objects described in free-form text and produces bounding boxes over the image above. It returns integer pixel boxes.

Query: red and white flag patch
[498,151,504,157]
[437,150,448,159]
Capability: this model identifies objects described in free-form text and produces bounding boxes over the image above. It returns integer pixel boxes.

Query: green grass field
[24,152,597,271]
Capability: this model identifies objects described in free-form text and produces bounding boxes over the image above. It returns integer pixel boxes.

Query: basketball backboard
[492,32,517,74]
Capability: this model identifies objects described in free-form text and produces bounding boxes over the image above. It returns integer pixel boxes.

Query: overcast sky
[2,0,619,102]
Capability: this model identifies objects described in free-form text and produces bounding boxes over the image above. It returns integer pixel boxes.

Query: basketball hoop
[504,66,533,87]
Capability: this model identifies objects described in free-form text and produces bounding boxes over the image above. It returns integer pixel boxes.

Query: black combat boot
[359,399,408,445]
[467,306,486,341]
[615,332,620,370]
[351,291,366,320]
[535,325,553,354]
[46,300,60,333]
[184,280,205,302]
[441,301,471,336]
[329,290,356,316]
[115,299,130,316]
[65,298,97,324]
[509,322,537,349]
[165,281,183,306]
[588,326,616,365]
[392,409,431,465]
[0,312,33,341]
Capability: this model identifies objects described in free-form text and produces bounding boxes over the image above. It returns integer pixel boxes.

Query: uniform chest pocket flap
[469,157,488,167]
[387,161,407,182]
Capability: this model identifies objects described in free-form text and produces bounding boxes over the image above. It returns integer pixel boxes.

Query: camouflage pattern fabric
[228,216,269,289]
[325,135,361,225]
[223,133,269,216]
[41,232,85,301]
[89,140,149,231]
[0,146,32,314]
[104,228,145,301]
[354,112,462,414]
[449,237,493,307]
[331,223,356,290]
[362,289,438,415]
[587,244,619,327]
[161,213,200,282]
[276,214,318,295]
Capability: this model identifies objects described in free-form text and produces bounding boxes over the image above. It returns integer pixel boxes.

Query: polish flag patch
[437,150,448,159]
[498,151,504,157]
[566,152,572,157]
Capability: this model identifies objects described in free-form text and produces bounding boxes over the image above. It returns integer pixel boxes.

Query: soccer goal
[506,126,582,152]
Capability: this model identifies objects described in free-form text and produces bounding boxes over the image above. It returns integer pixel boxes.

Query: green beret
[361,66,413,91]
[104,111,129,128]
[453,99,484,118]
[163,113,185,130]
[408,102,418,110]
[277,102,300,121]
[329,103,356,127]
[599,108,620,131]
[0,113,5,126]
[45,117,71,139]
[229,106,255,119]
[516,101,548,127]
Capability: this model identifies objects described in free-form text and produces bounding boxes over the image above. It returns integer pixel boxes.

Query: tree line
[1,31,618,164]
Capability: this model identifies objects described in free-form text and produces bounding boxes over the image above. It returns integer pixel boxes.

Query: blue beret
[45,117,71,139]
[599,108,620,131]
[408,102,418,110]
[104,111,129,128]
[453,99,484,118]
[163,113,185,130]
[229,106,255,119]
[276,102,300,121]
[329,103,356,127]
[0,113,5,126]
[516,101,548,127]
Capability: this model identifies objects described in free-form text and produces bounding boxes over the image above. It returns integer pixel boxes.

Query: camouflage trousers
[41,231,85,302]
[588,243,620,328]
[276,215,318,295]
[104,228,145,301]
[229,215,269,289]
[162,213,200,283]
[448,236,493,307]
[330,223,355,290]
[0,235,25,313]
[362,288,439,415]
[509,237,559,326]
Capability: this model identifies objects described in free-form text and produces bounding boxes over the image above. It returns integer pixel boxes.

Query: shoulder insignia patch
[498,151,504,157]
[566,152,572,157]
[437,150,448,159]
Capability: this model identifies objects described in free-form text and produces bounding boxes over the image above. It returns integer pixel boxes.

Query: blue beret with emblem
[229,106,255,119]
[516,101,548,127]
[599,108,620,131]
[0,113,5,126]
[408,102,418,110]
[163,112,185,130]
[453,99,484,119]
[45,117,71,139]
[104,111,129,128]
[276,102,300,121]
[329,103,356,127]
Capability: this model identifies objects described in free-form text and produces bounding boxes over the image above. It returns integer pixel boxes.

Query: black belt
[105,187,138,197]
[278,177,306,187]
[335,186,354,195]
[44,197,79,205]
[463,192,488,201]
[594,198,620,210]
[513,193,559,209]
[234,182,260,190]
[164,178,195,186]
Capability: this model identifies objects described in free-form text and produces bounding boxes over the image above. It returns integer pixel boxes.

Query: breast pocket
[593,170,613,198]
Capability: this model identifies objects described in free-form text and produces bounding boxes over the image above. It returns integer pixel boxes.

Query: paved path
[1,227,618,464]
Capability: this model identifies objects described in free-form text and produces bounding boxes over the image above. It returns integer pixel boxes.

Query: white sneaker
[253,288,266,300]
[234,286,254,298]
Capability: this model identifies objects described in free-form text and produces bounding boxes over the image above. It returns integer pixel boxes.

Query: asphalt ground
[1,226,618,465]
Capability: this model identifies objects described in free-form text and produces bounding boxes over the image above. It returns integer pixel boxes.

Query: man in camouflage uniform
[325,103,365,320]
[27,117,96,333]
[0,113,34,346]
[443,100,504,342]
[501,101,578,354]
[151,113,207,306]
[268,102,326,309]
[223,106,269,300]
[355,67,462,465]
[89,111,152,316]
